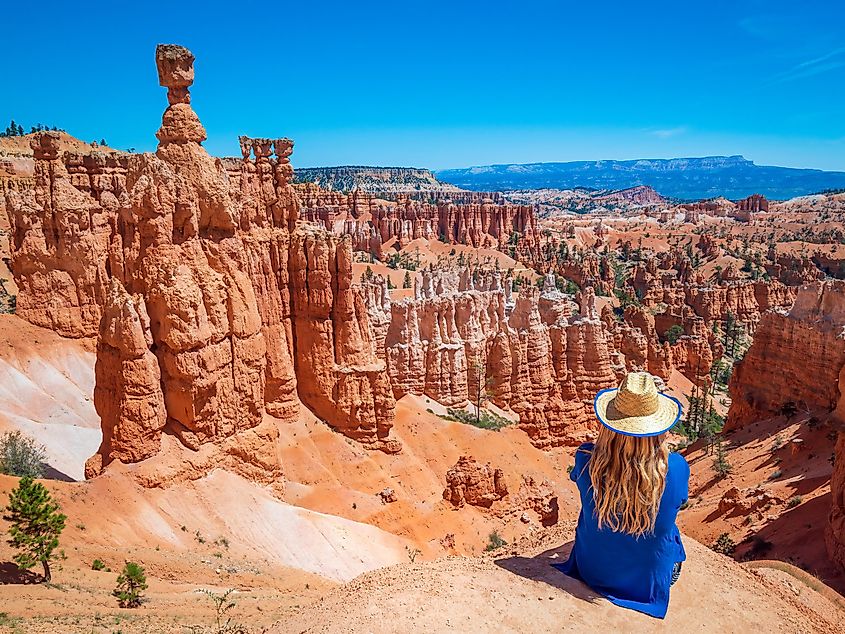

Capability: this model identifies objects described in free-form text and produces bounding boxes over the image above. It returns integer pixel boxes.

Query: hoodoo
[6,45,401,484]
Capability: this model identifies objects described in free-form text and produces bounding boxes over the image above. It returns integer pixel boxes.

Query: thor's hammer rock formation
[6,44,400,484]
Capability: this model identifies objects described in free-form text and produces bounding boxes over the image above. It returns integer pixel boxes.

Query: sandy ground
[276,394,574,557]
[277,525,844,634]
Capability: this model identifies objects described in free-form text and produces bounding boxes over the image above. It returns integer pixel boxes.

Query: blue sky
[2,0,844,170]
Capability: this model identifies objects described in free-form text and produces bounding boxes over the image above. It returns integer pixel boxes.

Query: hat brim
[593,388,682,437]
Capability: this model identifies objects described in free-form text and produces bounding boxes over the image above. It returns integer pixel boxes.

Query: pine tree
[4,476,66,582]
[472,352,493,428]
[403,271,412,289]
[113,561,147,607]
[712,437,732,479]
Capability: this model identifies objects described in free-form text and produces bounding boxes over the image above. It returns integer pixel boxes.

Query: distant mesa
[294,165,462,196]
[436,156,845,200]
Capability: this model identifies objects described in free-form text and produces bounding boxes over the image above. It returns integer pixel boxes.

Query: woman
[554,371,689,619]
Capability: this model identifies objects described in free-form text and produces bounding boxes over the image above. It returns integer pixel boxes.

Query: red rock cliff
[829,433,845,572]
[727,281,845,431]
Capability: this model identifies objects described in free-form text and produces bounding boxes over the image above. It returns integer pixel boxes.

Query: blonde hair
[586,426,669,536]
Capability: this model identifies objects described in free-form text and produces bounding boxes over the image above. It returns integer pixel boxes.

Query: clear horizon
[3,0,844,171]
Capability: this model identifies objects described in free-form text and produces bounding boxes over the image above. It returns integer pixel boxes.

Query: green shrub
[0,431,47,478]
[712,533,736,555]
[786,496,802,509]
[198,587,249,634]
[664,324,684,345]
[484,531,507,552]
[405,545,421,562]
[768,469,782,480]
[92,558,107,571]
[113,562,147,608]
[440,408,512,431]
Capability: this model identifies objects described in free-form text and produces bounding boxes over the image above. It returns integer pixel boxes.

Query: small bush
[786,496,802,509]
[113,562,147,608]
[768,469,782,480]
[747,536,774,559]
[440,408,512,431]
[484,531,507,552]
[199,587,247,634]
[405,545,421,563]
[92,559,107,571]
[0,431,47,478]
[664,324,684,345]
[712,533,736,555]
[0,613,20,627]
[779,402,798,419]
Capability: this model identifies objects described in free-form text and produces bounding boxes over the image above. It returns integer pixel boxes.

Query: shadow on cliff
[494,541,602,604]
[733,492,845,595]
[0,561,41,585]
[41,463,76,483]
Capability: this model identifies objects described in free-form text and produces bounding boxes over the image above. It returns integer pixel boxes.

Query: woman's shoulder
[668,451,690,477]
[575,442,595,462]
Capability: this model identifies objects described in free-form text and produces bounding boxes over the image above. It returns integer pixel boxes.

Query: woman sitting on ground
[554,371,689,619]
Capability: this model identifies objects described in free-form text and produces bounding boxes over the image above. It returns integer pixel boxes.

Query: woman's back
[555,441,690,618]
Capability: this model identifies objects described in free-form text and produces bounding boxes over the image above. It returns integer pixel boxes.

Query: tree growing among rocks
[472,353,494,428]
[664,324,684,345]
[4,476,66,582]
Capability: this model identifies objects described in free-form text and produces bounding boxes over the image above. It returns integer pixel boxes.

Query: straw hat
[594,372,682,437]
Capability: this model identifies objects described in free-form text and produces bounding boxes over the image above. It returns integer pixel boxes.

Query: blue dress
[553,442,689,619]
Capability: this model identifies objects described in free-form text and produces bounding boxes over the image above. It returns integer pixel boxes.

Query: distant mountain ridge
[436,156,845,200]
[294,165,462,194]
